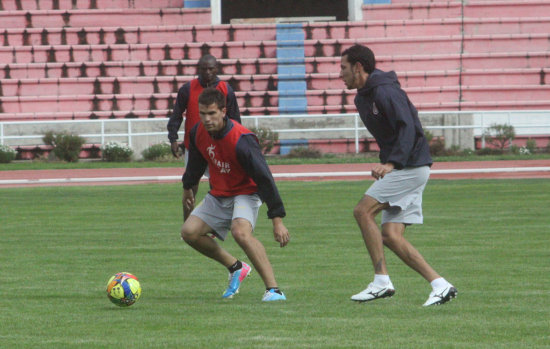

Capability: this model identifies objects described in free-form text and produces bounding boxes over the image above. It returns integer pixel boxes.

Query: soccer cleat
[351,282,395,302]
[262,288,287,301]
[222,262,252,299]
[423,285,458,306]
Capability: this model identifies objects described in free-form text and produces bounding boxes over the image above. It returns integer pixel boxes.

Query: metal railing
[1,110,550,153]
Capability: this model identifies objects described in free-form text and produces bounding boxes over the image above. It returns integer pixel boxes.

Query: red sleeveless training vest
[195,121,258,197]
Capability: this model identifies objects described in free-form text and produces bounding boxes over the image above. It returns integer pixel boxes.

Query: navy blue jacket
[183,118,286,219]
[355,69,432,169]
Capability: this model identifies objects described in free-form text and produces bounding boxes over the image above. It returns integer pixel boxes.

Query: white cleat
[423,285,458,306]
[351,282,395,302]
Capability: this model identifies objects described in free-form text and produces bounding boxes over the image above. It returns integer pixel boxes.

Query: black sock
[267,287,282,295]
[228,260,242,273]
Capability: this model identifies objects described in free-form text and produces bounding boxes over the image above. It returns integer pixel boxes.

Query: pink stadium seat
[0,8,210,28]
[463,17,550,35]
[1,0,549,126]
[1,93,176,113]
[0,110,169,121]
[465,0,550,18]
[0,24,277,47]
[362,1,463,21]
[0,0,183,11]
[463,33,550,53]
[305,19,461,39]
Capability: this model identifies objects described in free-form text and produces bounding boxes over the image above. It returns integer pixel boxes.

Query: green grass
[1,180,549,348]
[2,152,550,171]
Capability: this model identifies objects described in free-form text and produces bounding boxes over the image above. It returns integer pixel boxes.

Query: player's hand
[171,141,181,158]
[371,163,394,180]
[272,217,290,247]
[183,188,195,211]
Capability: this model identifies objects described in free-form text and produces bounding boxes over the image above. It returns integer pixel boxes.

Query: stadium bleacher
[0,0,549,154]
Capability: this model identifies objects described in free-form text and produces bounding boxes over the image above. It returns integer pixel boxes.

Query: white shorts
[190,193,262,240]
[365,166,430,225]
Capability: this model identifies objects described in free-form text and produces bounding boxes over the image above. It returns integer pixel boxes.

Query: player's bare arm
[272,217,290,248]
[183,188,195,211]
[171,141,182,158]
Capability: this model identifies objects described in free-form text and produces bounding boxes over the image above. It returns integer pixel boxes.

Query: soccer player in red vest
[180,88,289,301]
[167,54,241,221]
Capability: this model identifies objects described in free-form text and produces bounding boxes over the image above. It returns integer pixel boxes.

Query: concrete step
[0,23,277,46]
[3,68,548,98]
[0,109,168,121]
[3,33,546,64]
[363,0,550,20]
[2,84,549,114]
[0,7,210,28]
[304,17,550,39]
[0,0,184,10]
[3,51,550,79]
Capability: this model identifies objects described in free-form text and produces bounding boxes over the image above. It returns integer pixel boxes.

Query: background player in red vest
[167,54,241,221]
[180,88,289,301]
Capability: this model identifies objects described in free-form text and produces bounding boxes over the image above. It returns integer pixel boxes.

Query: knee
[353,203,376,222]
[181,225,197,244]
[231,219,253,245]
[381,230,400,248]
[231,227,251,245]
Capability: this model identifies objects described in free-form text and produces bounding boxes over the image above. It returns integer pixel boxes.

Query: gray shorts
[190,193,262,240]
[184,148,209,177]
[365,166,430,225]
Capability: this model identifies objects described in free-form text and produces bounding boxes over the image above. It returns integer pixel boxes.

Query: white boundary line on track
[1,167,550,185]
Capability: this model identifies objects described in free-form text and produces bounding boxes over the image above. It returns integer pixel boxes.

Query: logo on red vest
[207,144,231,174]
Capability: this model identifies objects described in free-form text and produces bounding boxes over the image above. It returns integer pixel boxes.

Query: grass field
[1,179,549,348]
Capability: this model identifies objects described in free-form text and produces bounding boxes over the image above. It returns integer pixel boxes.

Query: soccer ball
[106,272,142,307]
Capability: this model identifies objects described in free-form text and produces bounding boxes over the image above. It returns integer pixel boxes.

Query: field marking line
[1,167,550,185]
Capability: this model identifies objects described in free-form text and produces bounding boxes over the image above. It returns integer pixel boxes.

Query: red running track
[1,159,550,188]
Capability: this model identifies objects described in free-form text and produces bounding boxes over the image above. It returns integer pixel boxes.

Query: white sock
[430,277,449,290]
[374,274,391,286]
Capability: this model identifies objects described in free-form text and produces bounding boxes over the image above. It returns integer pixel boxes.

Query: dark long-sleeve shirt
[183,119,286,219]
[167,77,241,143]
[355,69,432,169]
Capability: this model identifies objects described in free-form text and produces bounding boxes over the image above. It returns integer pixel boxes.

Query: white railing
[1,110,550,153]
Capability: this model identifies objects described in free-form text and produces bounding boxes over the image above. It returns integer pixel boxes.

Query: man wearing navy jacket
[340,44,457,306]
[180,88,289,302]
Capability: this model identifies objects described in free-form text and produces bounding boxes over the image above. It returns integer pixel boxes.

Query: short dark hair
[342,44,376,74]
[198,88,226,110]
[197,54,217,67]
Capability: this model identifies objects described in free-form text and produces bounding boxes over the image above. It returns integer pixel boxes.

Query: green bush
[424,130,434,144]
[250,127,279,154]
[102,141,133,162]
[42,131,86,162]
[476,147,503,156]
[142,143,172,161]
[286,146,322,158]
[525,139,537,154]
[429,137,446,156]
[0,144,17,163]
[483,124,516,150]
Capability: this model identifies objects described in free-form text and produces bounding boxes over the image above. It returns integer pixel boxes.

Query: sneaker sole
[351,289,395,303]
[427,287,458,306]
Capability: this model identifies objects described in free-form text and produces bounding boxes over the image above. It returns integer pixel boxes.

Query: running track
[1,159,550,188]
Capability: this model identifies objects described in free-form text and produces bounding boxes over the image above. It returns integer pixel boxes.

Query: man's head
[340,44,376,89]
[198,88,227,133]
[197,54,219,87]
